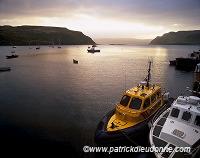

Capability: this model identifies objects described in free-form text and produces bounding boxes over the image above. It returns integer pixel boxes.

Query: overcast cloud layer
[0,0,199,38]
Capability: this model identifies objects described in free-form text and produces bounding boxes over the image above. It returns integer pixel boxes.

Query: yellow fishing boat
[94,61,172,145]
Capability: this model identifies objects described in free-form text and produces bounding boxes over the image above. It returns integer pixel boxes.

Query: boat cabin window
[120,95,130,107]
[151,93,157,103]
[157,91,161,98]
[182,111,192,122]
[143,98,150,109]
[194,115,200,127]
[171,108,180,118]
[129,98,142,110]
[140,93,147,97]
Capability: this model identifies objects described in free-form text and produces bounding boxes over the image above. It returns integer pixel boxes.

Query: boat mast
[52,38,54,48]
[145,60,152,87]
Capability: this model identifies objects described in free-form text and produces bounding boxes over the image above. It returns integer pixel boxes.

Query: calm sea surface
[0,45,199,157]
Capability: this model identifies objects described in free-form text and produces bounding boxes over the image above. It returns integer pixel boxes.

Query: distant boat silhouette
[51,38,54,48]
[57,38,61,48]
[36,40,40,49]
[29,41,32,49]
[6,50,19,59]
[73,59,78,64]
[0,67,11,71]
[6,54,19,59]
[87,45,100,53]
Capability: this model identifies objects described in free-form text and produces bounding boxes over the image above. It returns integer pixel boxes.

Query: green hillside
[0,25,95,46]
[149,30,200,45]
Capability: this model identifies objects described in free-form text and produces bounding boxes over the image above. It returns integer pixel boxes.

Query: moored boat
[87,45,100,53]
[169,49,200,70]
[57,38,61,48]
[73,59,78,64]
[36,40,40,49]
[94,61,171,145]
[149,95,200,158]
[6,54,19,59]
[0,67,11,71]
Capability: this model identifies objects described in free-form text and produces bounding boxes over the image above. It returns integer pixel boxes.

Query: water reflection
[0,45,199,156]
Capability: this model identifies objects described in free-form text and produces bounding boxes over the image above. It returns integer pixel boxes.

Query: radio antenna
[144,60,152,88]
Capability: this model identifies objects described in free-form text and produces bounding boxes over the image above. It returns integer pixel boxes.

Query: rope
[115,126,141,146]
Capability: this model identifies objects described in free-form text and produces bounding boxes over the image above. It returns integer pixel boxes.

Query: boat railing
[150,98,174,125]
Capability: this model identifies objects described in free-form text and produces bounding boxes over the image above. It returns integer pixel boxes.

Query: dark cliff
[0,25,95,46]
[149,30,200,45]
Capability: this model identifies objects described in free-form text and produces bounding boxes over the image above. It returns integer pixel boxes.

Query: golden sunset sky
[0,0,199,39]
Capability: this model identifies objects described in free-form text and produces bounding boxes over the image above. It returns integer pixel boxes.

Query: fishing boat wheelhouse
[149,95,200,158]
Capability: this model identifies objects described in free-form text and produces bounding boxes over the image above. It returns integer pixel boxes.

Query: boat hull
[94,98,174,145]
[87,50,100,53]
[6,55,19,59]
[0,67,11,71]
[169,60,176,66]
[73,59,78,64]
[175,58,200,70]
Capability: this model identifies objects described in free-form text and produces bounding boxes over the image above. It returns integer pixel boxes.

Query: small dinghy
[0,67,11,71]
[73,59,78,64]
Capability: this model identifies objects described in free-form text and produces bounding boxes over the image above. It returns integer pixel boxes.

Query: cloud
[0,0,199,38]
[92,0,200,27]
[0,0,76,17]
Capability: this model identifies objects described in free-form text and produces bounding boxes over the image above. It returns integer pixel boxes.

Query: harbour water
[0,45,199,157]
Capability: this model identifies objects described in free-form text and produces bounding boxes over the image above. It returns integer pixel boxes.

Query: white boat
[149,95,200,158]
[87,45,100,53]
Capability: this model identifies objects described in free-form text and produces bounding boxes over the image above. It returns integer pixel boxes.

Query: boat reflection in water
[94,61,172,145]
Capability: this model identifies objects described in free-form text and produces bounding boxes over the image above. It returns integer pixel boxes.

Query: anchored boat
[94,61,171,145]
[149,95,200,158]
[169,49,200,70]
[0,67,11,71]
[87,45,100,53]
[73,59,78,64]
[6,49,19,59]
[6,54,19,59]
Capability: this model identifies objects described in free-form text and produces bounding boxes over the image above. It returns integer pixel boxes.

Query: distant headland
[149,30,200,45]
[0,25,95,46]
